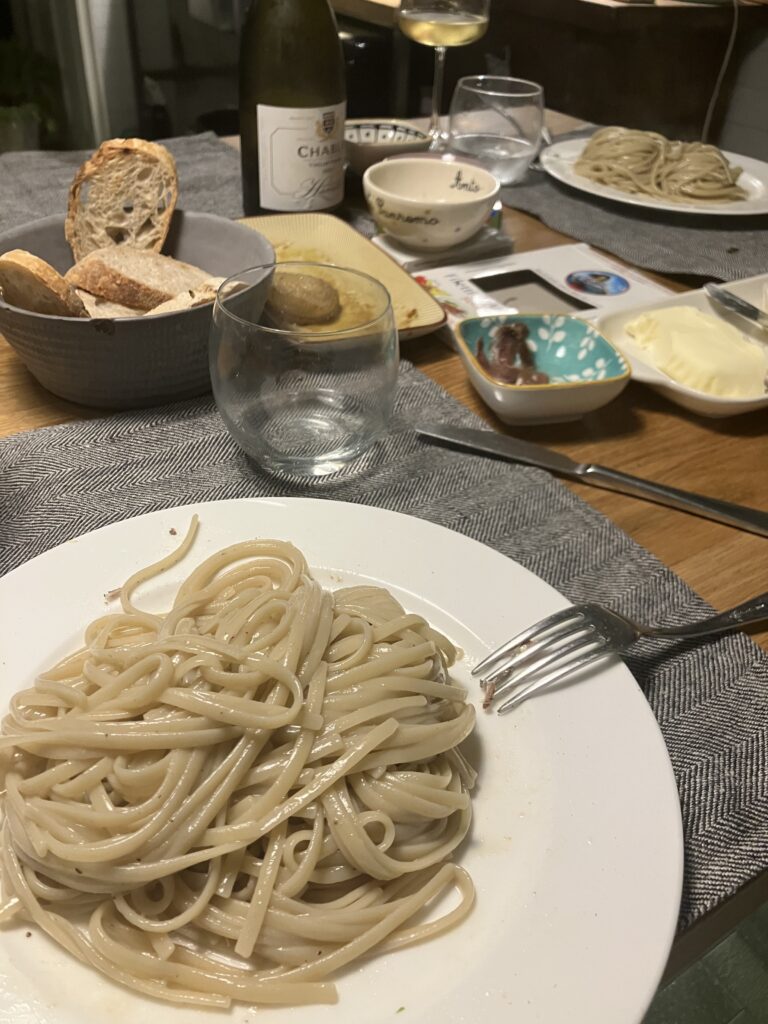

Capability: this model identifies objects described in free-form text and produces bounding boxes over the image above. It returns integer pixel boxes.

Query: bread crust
[66,254,166,311]
[0,250,88,317]
[65,248,210,312]
[65,138,179,261]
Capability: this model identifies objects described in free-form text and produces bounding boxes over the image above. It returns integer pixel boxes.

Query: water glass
[448,76,544,185]
[210,263,398,478]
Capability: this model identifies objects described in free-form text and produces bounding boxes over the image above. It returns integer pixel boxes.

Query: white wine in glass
[398,1,490,148]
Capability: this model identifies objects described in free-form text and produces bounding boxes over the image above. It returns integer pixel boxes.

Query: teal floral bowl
[456,313,631,425]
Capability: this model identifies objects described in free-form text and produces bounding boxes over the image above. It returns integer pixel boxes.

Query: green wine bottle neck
[241,0,345,101]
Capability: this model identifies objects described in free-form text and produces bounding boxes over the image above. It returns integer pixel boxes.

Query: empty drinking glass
[448,76,544,185]
[210,263,398,478]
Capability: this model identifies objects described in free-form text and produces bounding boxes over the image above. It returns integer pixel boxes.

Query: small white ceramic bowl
[456,313,631,425]
[344,119,429,176]
[362,156,500,251]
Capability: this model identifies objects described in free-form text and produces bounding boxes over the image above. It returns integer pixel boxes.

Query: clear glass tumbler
[210,263,398,478]
[448,76,544,185]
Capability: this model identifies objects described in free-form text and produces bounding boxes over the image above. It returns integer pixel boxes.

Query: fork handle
[577,465,768,538]
[644,591,768,638]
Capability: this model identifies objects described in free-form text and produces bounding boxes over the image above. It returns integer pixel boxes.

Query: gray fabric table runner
[1,362,767,933]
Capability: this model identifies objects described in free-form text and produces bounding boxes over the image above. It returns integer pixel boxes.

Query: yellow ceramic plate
[240,212,446,339]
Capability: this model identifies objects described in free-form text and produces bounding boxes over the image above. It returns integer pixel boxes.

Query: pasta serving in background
[0,520,476,1009]
[573,126,747,204]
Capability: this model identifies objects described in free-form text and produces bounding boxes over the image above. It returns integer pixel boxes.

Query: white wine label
[257,102,346,211]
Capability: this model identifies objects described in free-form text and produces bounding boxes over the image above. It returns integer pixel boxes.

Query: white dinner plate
[541,137,768,216]
[0,498,683,1024]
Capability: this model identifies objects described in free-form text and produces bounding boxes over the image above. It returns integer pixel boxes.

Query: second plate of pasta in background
[0,497,683,1024]
[541,135,768,216]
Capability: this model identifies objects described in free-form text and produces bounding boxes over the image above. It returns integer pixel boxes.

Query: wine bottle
[239,0,347,215]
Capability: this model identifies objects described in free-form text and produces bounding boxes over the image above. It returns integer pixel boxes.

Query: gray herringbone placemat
[1,360,766,932]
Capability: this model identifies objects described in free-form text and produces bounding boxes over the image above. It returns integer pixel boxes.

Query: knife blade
[417,425,768,538]
[703,283,768,333]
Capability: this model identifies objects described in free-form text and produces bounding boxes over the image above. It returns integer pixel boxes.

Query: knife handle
[578,465,768,538]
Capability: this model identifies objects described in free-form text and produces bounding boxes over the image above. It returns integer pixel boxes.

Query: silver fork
[474,592,768,714]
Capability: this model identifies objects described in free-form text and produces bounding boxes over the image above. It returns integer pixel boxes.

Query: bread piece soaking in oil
[267,270,341,326]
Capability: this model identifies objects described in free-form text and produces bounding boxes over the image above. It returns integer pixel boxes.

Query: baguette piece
[75,289,143,319]
[65,247,210,312]
[146,277,225,316]
[0,250,88,317]
[66,138,178,261]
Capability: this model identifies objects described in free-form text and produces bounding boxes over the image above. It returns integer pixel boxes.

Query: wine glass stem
[429,45,447,146]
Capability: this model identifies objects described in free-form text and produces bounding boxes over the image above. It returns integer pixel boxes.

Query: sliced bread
[66,138,179,261]
[146,277,225,316]
[0,250,88,317]
[75,289,143,319]
[65,247,210,312]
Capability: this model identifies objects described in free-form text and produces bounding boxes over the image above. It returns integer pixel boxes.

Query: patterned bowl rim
[455,312,632,392]
[344,120,429,143]
[364,157,500,205]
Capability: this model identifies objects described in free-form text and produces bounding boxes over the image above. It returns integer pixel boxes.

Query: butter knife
[704,283,768,333]
[417,425,768,538]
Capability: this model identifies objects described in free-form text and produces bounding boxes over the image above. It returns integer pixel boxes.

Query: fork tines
[473,606,611,715]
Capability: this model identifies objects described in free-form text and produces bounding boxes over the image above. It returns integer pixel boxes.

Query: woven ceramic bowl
[0,212,274,409]
[456,313,631,424]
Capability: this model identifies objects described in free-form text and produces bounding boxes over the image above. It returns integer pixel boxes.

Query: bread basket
[0,211,274,409]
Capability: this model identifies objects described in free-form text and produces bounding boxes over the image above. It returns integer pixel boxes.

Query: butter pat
[626,305,768,398]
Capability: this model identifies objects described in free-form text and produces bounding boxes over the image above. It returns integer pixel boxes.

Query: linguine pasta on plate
[574,126,747,204]
[0,519,476,1008]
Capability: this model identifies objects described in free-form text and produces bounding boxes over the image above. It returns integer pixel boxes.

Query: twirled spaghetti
[574,126,747,204]
[0,520,476,1008]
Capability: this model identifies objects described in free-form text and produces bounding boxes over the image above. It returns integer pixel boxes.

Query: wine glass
[398,0,490,150]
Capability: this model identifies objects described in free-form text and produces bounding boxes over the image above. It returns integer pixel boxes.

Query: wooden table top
[0,140,766,654]
[332,0,398,27]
